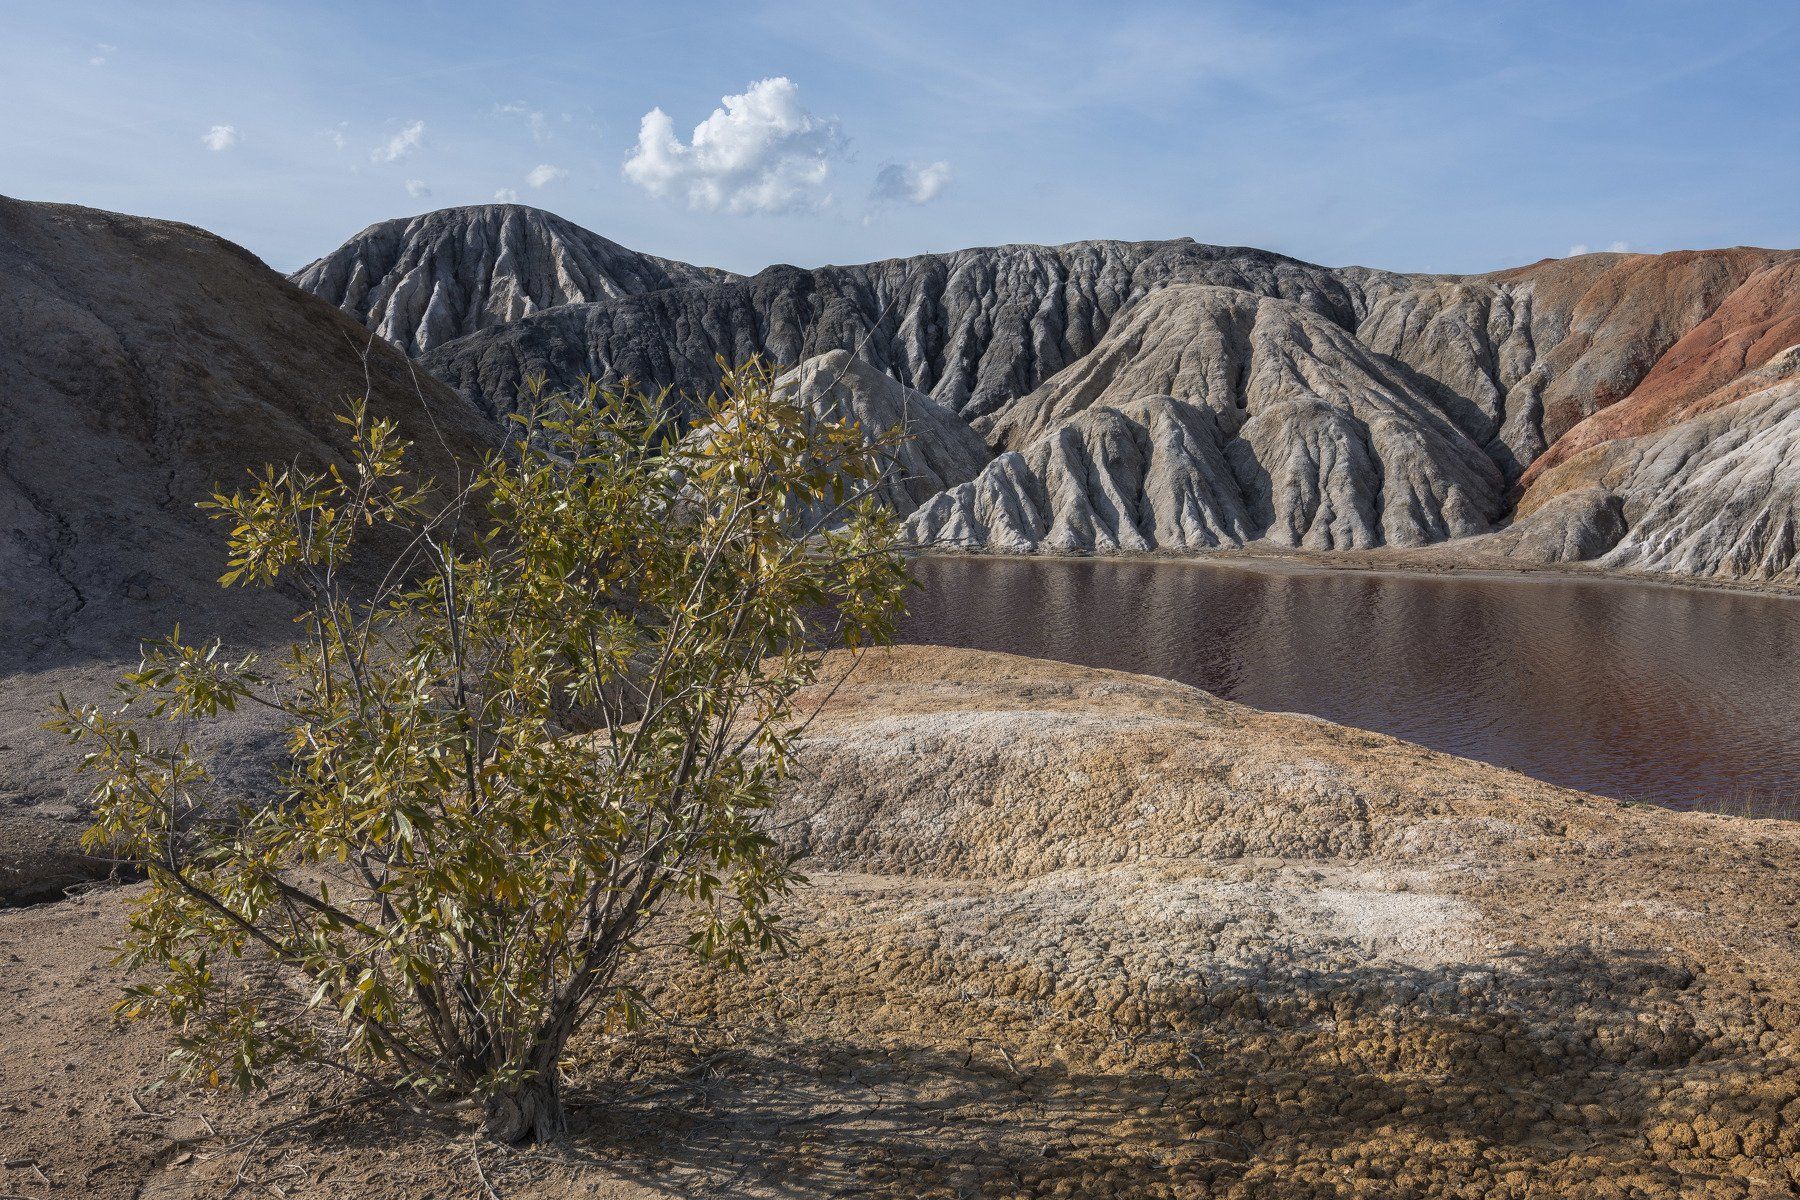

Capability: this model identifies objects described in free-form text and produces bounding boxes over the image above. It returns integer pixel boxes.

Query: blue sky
[5,1,1797,276]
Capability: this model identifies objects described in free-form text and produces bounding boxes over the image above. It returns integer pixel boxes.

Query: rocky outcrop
[771,351,990,517]
[418,238,1397,422]
[291,204,736,355]
[1353,255,1621,480]
[0,195,498,902]
[907,287,1503,553]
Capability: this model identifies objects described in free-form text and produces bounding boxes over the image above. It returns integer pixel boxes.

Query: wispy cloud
[526,163,567,188]
[371,120,425,163]
[1568,240,1633,257]
[624,76,845,215]
[89,42,116,67]
[201,124,238,152]
[405,179,431,198]
[497,101,552,143]
[871,160,953,206]
[494,187,520,203]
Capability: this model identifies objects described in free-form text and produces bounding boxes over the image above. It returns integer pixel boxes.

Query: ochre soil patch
[4,647,1798,1198]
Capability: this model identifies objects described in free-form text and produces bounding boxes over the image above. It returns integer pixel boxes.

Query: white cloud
[1568,241,1633,258]
[526,163,568,188]
[89,43,115,66]
[623,76,845,214]
[498,101,552,143]
[405,179,431,198]
[202,124,239,152]
[871,160,952,206]
[371,120,425,163]
[326,122,348,150]
[494,187,520,203]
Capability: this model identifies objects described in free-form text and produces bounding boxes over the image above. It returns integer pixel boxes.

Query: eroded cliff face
[1517,256,1800,488]
[290,204,737,355]
[1505,365,1800,584]
[410,237,1395,423]
[905,286,1503,554]
[299,206,1800,583]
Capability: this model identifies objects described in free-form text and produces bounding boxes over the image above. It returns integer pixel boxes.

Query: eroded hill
[0,194,496,902]
[296,208,1800,586]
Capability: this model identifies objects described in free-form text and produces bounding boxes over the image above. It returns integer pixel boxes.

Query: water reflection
[897,556,1800,808]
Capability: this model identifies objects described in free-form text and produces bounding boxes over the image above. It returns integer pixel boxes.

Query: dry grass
[1688,789,1800,822]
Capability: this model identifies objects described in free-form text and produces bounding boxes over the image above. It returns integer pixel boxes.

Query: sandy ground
[3,646,1799,1198]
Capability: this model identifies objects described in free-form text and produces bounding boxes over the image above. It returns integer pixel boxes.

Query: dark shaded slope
[420,239,1401,422]
[0,195,497,901]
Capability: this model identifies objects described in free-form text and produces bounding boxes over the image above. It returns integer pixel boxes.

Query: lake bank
[897,556,1800,809]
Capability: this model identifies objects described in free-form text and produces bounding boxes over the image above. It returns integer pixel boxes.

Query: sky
[5,0,1798,276]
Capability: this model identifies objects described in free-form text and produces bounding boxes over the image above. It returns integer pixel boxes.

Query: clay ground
[3,647,1800,1199]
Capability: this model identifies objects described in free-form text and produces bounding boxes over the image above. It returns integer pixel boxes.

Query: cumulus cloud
[494,187,520,203]
[405,179,431,198]
[202,124,238,152]
[623,76,845,214]
[871,160,953,206]
[526,163,568,188]
[371,120,425,163]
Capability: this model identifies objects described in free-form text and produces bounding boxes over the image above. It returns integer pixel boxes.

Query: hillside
[0,195,498,902]
[291,204,737,355]
[299,207,1800,586]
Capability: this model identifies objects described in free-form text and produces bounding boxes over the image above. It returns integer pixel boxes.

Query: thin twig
[470,1138,503,1200]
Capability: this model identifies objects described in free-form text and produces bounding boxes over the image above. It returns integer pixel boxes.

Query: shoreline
[904,542,1800,602]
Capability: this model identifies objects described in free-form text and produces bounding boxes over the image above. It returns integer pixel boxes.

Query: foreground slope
[5,648,1798,1196]
[0,195,497,901]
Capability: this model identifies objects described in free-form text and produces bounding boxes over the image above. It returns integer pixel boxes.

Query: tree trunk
[483,1074,563,1144]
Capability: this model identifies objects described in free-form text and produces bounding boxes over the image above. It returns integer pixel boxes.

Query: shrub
[52,361,908,1142]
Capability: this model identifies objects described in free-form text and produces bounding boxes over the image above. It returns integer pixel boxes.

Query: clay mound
[1355,254,1625,479]
[1519,256,1800,488]
[8,647,1799,1197]
[905,396,1259,552]
[908,287,1502,553]
[771,351,992,517]
[0,195,497,902]
[292,204,737,355]
[1506,372,1800,583]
